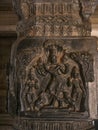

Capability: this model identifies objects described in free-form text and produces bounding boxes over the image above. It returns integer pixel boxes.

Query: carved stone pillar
[8,0,98,130]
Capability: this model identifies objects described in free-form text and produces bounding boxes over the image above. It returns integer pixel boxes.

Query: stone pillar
[8,0,98,130]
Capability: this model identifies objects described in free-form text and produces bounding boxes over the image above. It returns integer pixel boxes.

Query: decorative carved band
[14,119,95,130]
[12,0,97,37]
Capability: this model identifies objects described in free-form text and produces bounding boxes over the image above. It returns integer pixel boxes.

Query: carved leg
[74,90,82,112]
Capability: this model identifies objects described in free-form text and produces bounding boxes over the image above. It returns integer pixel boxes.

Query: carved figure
[44,46,74,109]
[21,69,40,111]
[69,66,86,112]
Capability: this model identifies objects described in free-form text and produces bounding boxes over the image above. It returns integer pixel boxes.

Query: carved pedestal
[8,0,98,130]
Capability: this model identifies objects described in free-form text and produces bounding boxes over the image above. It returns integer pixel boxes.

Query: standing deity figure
[69,66,86,112]
[45,45,72,108]
[21,69,40,111]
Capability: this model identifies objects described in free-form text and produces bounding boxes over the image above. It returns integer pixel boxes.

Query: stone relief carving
[14,39,94,114]
[12,0,97,37]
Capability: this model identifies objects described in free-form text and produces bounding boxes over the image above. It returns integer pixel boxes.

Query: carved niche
[8,38,96,119]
